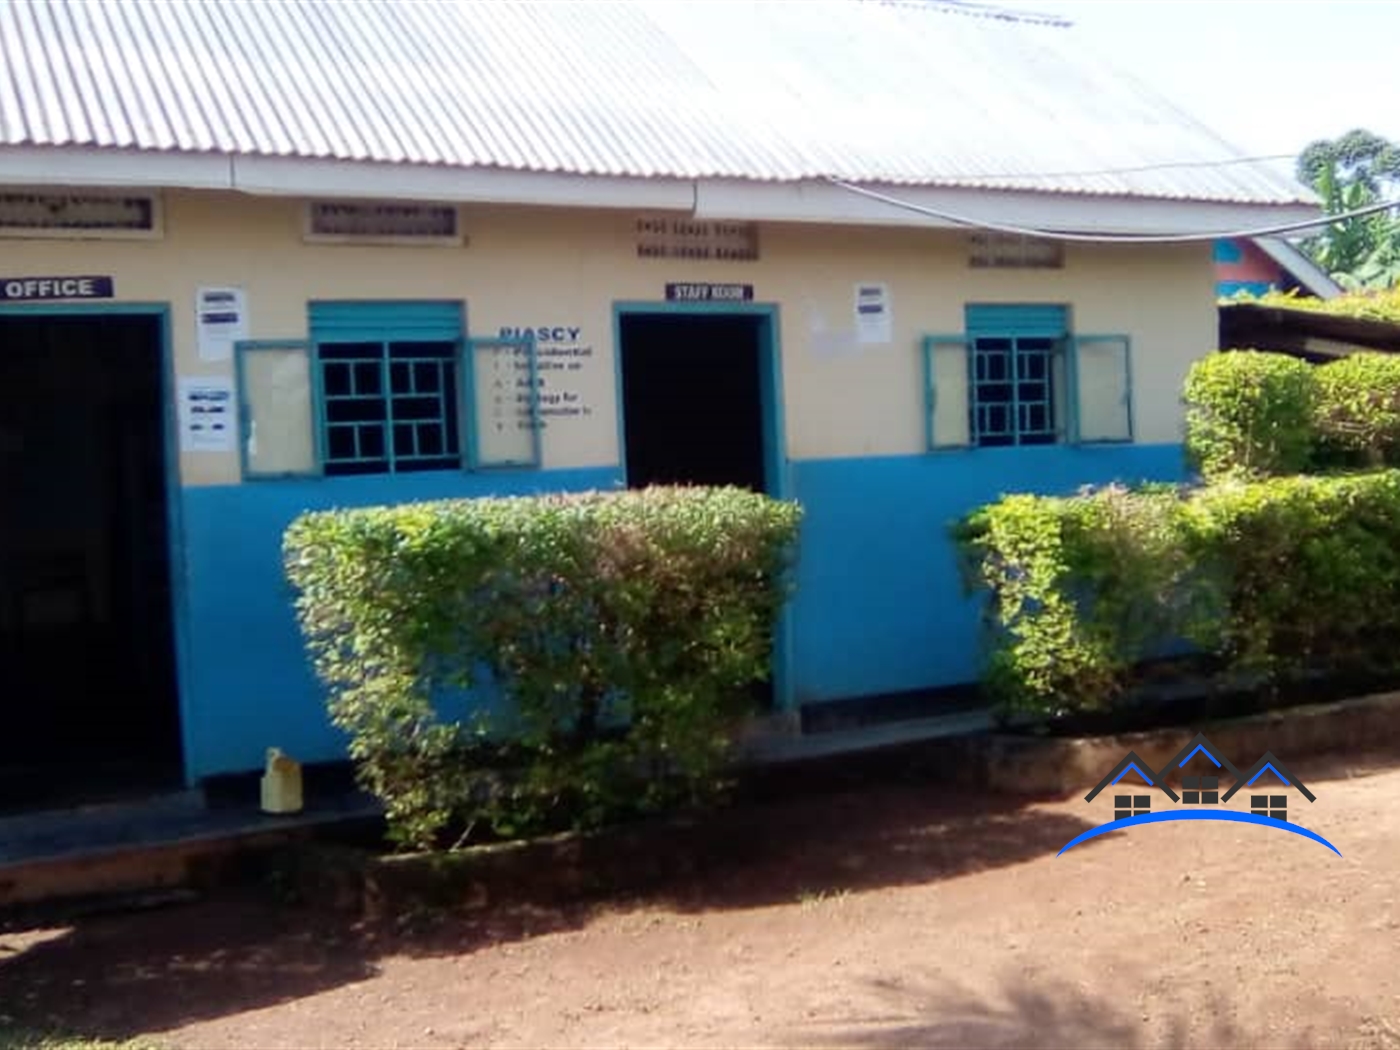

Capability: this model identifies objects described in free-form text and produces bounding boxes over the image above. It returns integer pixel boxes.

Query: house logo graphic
[1057,733,1341,857]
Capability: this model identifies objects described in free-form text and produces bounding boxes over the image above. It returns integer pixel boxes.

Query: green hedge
[1183,350,1317,480]
[1314,353,1400,468]
[1184,349,1400,478]
[955,471,1400,717]
[284,486,802,850]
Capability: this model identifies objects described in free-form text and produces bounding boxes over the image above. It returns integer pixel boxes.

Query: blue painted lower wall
[178,468,622,781]
[175,445,1186,781]
[786,443,1188,704]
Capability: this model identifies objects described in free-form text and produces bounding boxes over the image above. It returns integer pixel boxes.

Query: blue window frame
[965,304,1067,448]
[922,304,1133,451]
[234,300,542,480]
[310,301,465,476]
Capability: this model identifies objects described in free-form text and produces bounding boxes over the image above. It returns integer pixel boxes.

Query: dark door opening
[0,314,182,812]
[618,311,775,707]
[619,313,768,493]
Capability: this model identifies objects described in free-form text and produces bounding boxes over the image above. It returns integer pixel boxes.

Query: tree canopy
[1296,129,1400,291]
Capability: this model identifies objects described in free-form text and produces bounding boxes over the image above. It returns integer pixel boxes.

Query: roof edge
[0,146,1324,235]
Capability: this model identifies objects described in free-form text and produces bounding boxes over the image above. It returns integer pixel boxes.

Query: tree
[1296,129,1400,291]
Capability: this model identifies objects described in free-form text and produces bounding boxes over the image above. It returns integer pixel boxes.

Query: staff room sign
[0,275,115,301]
[664,282,754,302]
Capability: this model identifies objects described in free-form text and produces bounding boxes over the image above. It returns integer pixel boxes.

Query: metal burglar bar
[319,340,460,474]
[969,333,1060,446]
[963,304,1069,448]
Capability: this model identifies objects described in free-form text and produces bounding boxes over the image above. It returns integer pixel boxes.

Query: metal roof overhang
[0,146,1321,237]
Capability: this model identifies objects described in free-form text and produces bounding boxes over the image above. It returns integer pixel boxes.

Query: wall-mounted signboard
[0,275,114,301]
[664,282,755,302]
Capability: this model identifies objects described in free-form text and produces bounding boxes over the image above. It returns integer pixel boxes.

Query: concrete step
[0,791,382,911]
[737,707,993,765]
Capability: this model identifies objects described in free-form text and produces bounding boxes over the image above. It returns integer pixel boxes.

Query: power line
[823,176,1400,244]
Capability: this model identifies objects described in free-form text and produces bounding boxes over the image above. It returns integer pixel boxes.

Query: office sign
[0,275,115,301]
[664,282,754,303]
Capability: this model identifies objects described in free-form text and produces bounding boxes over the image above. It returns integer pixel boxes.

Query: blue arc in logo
[1057,811,1342,858]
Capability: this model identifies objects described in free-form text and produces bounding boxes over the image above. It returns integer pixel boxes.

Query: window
[0,188,162,239]
[923,304,1133,450]
[304,201,463,246]
[234,301,541,480]
[968,232,1064,269]
[319,341,460,474]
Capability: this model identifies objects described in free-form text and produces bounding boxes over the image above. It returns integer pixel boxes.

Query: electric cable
[823,176,1400,245]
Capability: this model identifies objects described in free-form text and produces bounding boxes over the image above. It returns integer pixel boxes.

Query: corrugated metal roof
[0,0,1314,205]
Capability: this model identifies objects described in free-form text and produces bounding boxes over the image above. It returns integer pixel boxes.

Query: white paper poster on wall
[195,286,248,362]
[178,376,236,453]
[854,282,892,344]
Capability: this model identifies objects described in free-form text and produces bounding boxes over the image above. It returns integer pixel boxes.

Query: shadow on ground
[7,747,1397,1045]
[0,777,1099,1043]
[788,972,1326,1050]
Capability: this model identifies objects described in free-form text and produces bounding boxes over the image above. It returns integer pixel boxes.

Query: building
[1214,237,1340,300]
[0,0,1319,804]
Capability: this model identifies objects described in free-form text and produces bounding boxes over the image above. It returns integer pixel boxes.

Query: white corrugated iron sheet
[0,0,1313,204]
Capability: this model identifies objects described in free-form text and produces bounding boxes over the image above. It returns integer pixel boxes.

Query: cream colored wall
[0,189,1215,486]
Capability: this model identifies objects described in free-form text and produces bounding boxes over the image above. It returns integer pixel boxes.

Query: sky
[1005,0,1400,181]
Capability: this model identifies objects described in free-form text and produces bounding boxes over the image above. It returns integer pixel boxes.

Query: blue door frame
[0,302,191,785]
[610,300,794,711]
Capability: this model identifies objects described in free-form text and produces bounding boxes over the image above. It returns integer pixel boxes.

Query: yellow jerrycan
[260,747,304,815]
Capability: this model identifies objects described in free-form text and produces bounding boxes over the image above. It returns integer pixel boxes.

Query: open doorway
[618,312,769,492]
[617,308,780,707]
[0,312,182,812]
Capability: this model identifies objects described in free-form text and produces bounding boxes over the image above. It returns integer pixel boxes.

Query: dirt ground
[5,752,1400,1050]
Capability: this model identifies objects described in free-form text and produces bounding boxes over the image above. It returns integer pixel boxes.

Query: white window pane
[242,345,316,474]
[471,339,538,466]
[929,340,971,447]
[1076,336,1132,442]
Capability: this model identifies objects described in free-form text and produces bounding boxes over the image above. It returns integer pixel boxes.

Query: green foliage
[953,485,1190,716]
[1297,129,1400,290]
[1183,351,1318,480]
[1238,285,1400,326]
[1313,353,1400,468]
[284,486,801,851]
[0,1029,162,1050]
[956,472,1400,716]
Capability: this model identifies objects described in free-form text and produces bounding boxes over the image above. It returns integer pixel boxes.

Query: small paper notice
[178,376,236,453]
[196,286,248,362]
[854,282,892,344]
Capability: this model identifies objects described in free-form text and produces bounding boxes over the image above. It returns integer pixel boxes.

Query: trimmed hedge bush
[1183,350,1317,480]
[284,486,802,850]
[1314,352,1400,468]
[955,471,1400,717]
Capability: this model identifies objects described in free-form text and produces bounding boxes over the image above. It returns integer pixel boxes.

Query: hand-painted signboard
[664,282,754,302]
[0,275,115,301]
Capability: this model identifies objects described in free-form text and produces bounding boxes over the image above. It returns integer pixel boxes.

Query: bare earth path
[5,753,1400,1049]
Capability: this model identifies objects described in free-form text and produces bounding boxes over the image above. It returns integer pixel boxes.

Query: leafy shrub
[1233,286,1400,325]
[954,484,1194,716]
[1183,350,1318,480]
[1313,352,1400,468]
[956,471,1400,716]
[284,486,802,850]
